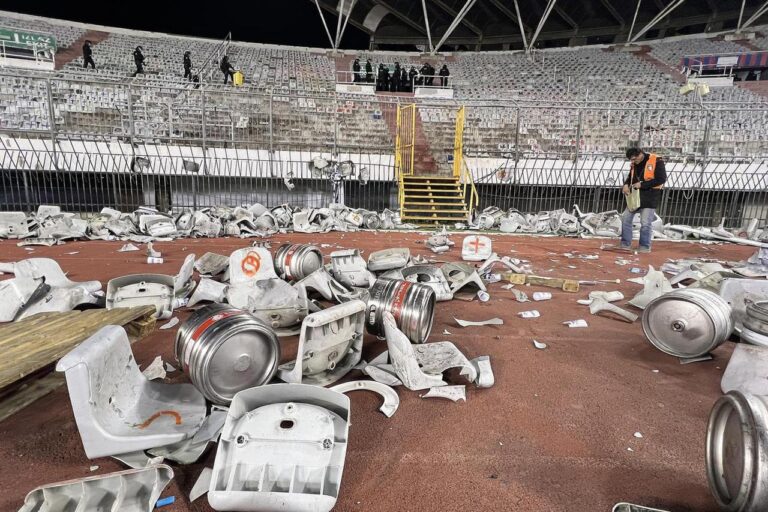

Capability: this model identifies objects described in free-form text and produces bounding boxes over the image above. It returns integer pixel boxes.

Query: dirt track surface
[0,232,755,511]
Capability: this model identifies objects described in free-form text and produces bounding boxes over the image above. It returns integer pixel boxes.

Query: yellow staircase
[400,175,470,223]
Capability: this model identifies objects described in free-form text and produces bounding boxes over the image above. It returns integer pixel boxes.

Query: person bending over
[220,55,235,84]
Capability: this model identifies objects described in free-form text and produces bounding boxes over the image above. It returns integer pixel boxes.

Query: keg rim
[706,391,760,511]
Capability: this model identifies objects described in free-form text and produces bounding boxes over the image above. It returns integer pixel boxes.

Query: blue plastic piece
[156,496,176,508]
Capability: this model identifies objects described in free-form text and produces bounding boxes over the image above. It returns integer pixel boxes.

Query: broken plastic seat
[278,300,365,386]
[57,325,207,459]
[18,464,174,512]
[209,384,350,512]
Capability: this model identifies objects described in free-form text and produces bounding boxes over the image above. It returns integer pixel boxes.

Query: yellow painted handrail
[460,156,479,220]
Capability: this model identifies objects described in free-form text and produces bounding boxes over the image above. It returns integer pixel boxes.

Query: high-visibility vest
[631,153,664,189]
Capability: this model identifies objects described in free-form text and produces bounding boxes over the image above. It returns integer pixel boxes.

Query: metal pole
[313,0,336,48]
[421,0,434,53]
[336,0,357,49]
[432,0,478,54]
[198,89,206,209]
[334,0,346,49]
[742,0,768,31]
[573,108,582,185]
[513,0,528,50]
[637,109,645,147]
[45,78,58,170]
[631,0,687,43]
[529,0,558,51]
[268,94,275,177]
[627,0,642,44]
[737,0,747,32]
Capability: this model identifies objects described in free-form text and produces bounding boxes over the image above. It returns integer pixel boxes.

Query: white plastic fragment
[518,310,540,319]
[501,284,515,290]
[510,289,529,302]
[563,319,589,327]
[422,385,466,402]
[119,243,140,252]
[141,356,167,381]
[159,317,179,330]
[634,432,643,439]
[533,340,548,350]
[146,242,161,258]
[190,467,213,502]
[532,292,552,301]
[477,290,490,302]
[455,317,504,327]
[330,380,400,417]
[471,356,495,388]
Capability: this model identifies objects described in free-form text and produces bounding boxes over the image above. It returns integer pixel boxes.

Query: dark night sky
[0,0,370,49]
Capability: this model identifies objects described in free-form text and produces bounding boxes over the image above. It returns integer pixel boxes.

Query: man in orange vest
[620,147,667,253]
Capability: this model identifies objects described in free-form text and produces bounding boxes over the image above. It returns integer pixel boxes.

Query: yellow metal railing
[453,105,465,178]
[395,104,416,214]
[460,156,479,220]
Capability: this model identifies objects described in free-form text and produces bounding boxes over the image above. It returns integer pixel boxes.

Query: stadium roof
[311,0,768,51]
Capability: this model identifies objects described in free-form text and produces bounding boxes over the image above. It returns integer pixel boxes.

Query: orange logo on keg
[241,251,262,277]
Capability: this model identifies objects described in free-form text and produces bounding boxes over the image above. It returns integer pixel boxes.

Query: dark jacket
[134,49,144,65]
[83,43,92,58]
[624,153,667,209]
[184,54,192,69]
[220,57,234,73]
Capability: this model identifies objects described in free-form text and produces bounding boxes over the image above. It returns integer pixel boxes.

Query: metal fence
[1,70,767,227]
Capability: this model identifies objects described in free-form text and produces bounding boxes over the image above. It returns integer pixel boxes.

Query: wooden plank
[0,373,64,423]
[0,306,156,389]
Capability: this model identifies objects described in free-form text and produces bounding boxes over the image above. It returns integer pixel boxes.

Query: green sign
[0,28,57,52]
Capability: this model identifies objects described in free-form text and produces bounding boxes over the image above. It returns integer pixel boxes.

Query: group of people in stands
[82,40,237,85]
[351,58,450,92]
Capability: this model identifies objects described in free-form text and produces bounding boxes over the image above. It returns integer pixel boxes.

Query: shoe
[638,247,651,254]
[619,245,632,252]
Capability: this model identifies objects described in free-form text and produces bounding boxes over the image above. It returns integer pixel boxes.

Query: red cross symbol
[469,237,486,253]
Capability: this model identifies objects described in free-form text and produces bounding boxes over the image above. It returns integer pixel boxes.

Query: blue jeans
[621,208,654,249]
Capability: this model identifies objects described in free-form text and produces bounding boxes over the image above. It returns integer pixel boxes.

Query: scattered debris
[462,235,492,261]
[477,290,490,302]
[190,467,212,502]
[532,292,552,301]
[159,317,179,330]
[455,317,504,327]
[142,356,167,380]
[589,297,638,323]
[563,319,588,327]
[119,243,140,252]
[518,310,540,319]
[331,380,399,417]
[533,340,548,350]
[506,272,579,292]
[422,385,467,402]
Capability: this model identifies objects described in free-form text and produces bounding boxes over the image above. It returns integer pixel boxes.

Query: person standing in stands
[409,66,418,89]
[400,67,408,92]
[439,64,450,86]
[220,55,235,84]
[183,51,192,81]
[365,59,373,82]
[352,58,361,82]
[82,40,96,69]
[392,62,401,91]
[426,63,435,85]
[132,46,145,76]
[419,63,429,85]
[618,147,667,253]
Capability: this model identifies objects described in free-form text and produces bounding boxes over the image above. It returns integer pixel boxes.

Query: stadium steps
[736,81,768,99]
[400,175,469,224]
[634,46,687,84]
[380,102,439,174]
[54,30,111,70]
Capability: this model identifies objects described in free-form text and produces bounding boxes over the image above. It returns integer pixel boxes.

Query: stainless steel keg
[706,390,768,512]
[273,243,323,281]
[365,278,435,344]
[742,301,768,346]
[642,288,734,358]
[175,304,280,405]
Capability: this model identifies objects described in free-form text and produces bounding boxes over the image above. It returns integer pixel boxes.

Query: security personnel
[365,59,373,82]
[619,147,667,253]
[183,51,192,80]
[352,58,361,82]
[439,64,450,86]
[82,40,95,69]
[133,46,145,76]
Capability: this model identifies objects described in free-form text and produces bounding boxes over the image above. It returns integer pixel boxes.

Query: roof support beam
[598,0,625,26]
[742,0,768,31]
[432,0,479,54]
[333,0,345,49]
[373,1,428,35]
[487,0,531,32]
[529,0,558,50]
[555,6,577,29]
[627,0,642,44]
[313,0,373,36]
[631,0,687,42]
[432,0,483,35]
[421,0,434,52]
